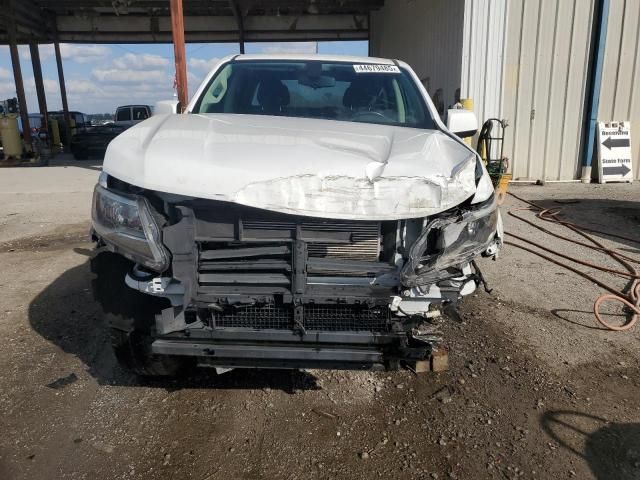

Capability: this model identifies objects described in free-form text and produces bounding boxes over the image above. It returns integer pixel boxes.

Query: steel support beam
[6,3,31,148]
[53,32,72,146]
[228,0,245,54]
[29,42,48,136]
[170,0,188,111]
[51,14,369,43]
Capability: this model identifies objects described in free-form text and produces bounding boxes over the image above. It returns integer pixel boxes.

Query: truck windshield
[192,60,435,129]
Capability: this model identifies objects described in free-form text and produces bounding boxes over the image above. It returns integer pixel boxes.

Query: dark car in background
[70,124,126,160]
[48,110,91,137]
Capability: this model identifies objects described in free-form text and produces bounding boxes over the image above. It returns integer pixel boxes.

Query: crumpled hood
[103,113,478,220]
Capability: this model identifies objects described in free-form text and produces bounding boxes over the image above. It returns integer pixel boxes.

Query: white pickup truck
[113,104,152,127]
[91,54,502,375]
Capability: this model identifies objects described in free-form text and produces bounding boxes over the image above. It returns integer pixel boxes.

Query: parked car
[48,110,90,137]
[70,124,126,159]
[91,54,502,376]
[114,105,152,127]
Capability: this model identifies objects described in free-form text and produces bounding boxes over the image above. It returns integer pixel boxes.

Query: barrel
[0,114,23,157]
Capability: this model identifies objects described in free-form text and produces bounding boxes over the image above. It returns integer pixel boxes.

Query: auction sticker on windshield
[353,64,401,74]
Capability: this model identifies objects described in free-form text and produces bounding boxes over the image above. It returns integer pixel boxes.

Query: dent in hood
[103,113,477,220]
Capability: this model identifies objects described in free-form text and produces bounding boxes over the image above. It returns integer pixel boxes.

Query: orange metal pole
[170,0,188,111]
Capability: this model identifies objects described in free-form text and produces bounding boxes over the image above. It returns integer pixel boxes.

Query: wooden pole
[7,18,31,148]
[53,37,72,145]
[29,42,49,137]
[170,0,188,111]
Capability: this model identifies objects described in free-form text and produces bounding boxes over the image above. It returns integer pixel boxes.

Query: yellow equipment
[50,118,61,146]
[0,114,23,158]
[460,98,474,146]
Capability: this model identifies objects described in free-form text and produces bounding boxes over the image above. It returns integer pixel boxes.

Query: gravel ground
[0,163,639,480]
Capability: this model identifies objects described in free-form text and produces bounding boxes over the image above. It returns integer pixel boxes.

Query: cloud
[259,42,318,54]
[92,68,170,84]
[0,67,11,80]
[112,53,170,70]
[188,57,220,73]
[62,45,111,64]
[18,44,110,64]
[66,79,101,94]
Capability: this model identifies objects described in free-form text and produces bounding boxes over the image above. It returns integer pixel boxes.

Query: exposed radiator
[242,219,381,261]
[197,218,383,292]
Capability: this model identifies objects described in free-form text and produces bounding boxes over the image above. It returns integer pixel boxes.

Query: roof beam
[11,0,48,39]
[51,13,368,43]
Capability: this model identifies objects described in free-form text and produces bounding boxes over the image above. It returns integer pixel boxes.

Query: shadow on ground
[27,257,320,393]
[512,197,640,251]
[541,410,640,480]
[48,155,103,171]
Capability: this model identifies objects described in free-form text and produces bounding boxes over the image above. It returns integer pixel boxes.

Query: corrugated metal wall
[502,0,595,181]
[598,0,640,180]
[461,0,507,127]
[370,0,465,113]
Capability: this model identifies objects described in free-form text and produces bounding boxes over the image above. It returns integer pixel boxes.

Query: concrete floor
[0,155,100,244]
[0,160,639,480]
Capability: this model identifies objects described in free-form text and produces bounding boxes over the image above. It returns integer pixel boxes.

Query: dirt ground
[1,162,639,480]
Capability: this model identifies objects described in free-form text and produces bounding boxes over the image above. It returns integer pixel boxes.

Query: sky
[0,41,367,115]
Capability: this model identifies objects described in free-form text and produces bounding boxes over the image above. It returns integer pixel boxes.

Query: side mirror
[154,100,180,115]
[447,109,478,138]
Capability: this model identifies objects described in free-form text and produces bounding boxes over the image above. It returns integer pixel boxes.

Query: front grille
[242,219,381,261]
[197,218,383,292]
[304,305,390,331]
[213,304,293,330]
[211,304,390,332]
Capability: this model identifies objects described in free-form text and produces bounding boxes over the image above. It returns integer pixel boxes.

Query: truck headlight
[91,184,169,272]
[401,196,499,287]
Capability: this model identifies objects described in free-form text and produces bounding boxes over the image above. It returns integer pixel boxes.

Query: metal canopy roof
[0,0,384,44]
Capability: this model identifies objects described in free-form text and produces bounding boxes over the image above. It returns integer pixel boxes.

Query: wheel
[91,252,191,377]
[71,148,87,160]
[109,323,185,377]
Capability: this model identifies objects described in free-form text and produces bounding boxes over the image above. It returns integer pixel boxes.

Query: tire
[109,323,185,377]
[92,252,191,377]
[71,148,85,160]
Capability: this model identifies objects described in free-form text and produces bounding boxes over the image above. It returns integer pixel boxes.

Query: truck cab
[114,105,152,128]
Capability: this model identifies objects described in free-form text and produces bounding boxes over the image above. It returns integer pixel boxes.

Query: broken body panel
[92,54,502,372]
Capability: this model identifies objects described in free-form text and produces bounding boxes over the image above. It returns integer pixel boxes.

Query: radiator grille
[213,304,293,330]
[211,304,390,332]
[243,219,381,261]
[304,305,390,331]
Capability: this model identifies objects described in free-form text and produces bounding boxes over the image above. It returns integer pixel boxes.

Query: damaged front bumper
[114,194,501,371]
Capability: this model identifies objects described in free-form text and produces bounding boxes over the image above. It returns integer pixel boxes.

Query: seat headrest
[257,78,290,112]
[343,78,383,109]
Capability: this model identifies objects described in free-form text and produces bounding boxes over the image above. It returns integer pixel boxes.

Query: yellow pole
[460,98,474,146]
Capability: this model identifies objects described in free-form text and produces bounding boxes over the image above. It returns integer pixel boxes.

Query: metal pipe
[170,0,189,111]
[581,0,610,183]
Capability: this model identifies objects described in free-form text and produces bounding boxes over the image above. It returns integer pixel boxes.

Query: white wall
[502,0,595,181]
[370,0,465,114]
[461,0,507,125]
